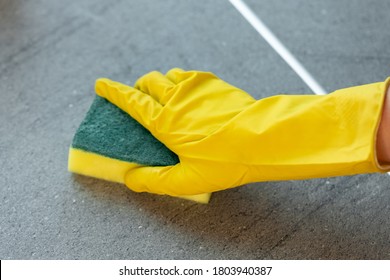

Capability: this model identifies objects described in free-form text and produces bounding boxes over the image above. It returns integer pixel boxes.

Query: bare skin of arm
[376,85,390,164]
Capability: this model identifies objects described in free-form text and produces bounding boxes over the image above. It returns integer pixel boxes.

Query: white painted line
[229,0,327,95]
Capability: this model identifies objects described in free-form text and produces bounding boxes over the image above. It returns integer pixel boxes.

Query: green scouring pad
[68,95,212,203]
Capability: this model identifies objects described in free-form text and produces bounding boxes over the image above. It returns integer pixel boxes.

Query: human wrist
[376,84,390,164]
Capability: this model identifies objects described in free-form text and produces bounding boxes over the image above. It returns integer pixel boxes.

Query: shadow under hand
[72,173,390,259]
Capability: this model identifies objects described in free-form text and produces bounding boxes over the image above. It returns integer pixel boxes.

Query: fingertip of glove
[167,67,185,74]
[94,78,111,97]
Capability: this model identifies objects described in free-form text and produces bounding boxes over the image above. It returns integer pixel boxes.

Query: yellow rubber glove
[95,69,390,196]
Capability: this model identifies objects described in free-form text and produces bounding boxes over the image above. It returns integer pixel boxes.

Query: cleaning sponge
[68,95,212,203]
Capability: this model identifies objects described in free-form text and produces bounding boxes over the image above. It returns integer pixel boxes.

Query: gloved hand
[95,68,388,196]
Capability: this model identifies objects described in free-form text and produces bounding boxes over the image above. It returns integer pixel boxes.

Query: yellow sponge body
[68,147,211,204]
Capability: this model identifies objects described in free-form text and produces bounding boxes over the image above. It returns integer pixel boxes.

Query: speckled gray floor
[1,0,389,259]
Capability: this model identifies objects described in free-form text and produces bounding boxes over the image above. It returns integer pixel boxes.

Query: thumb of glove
[125,164,194,196]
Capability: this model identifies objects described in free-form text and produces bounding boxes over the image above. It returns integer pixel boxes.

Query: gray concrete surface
[0,0,389,259]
